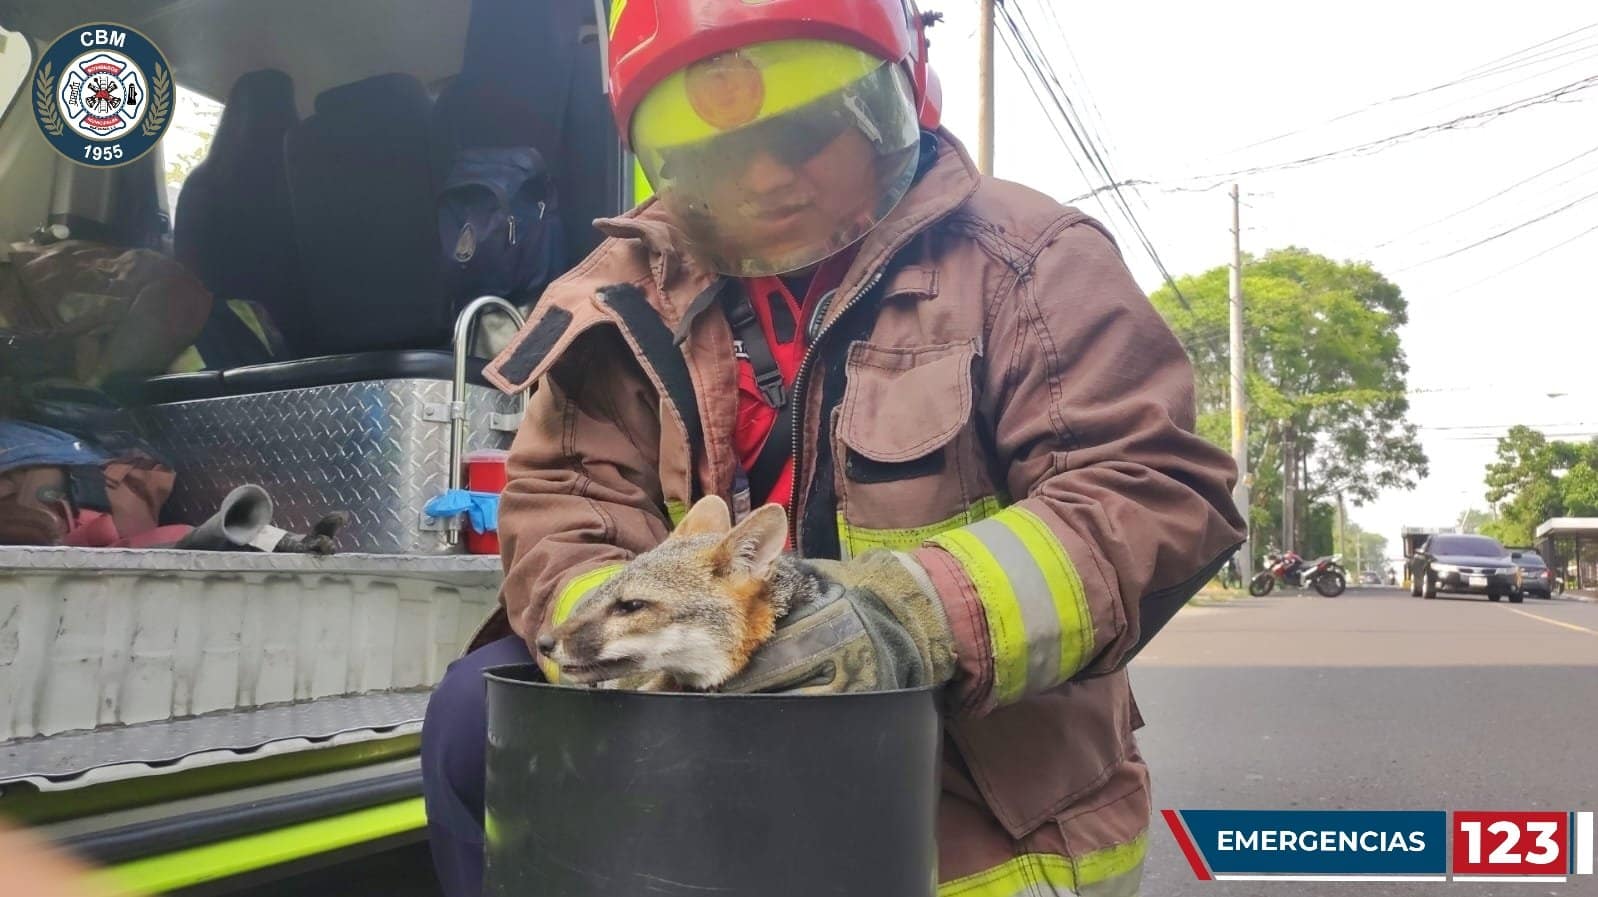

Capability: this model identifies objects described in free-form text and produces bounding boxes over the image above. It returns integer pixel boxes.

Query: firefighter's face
[633,56,922,276]
[699,128,881,268]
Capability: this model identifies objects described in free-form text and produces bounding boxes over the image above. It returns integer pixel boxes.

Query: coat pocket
[833,339,992,555]
[947,669,1137,841]
[838,339,977,471]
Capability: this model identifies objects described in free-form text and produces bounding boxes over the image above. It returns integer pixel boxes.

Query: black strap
[595,285,705,487]
[719,284,792,504]
[721,287,786,409]
[749,391,797,506]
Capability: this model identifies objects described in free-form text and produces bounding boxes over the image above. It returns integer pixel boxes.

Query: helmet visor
[633,40,921,277]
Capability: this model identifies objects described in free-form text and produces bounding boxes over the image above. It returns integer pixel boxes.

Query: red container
[464,449,511,555]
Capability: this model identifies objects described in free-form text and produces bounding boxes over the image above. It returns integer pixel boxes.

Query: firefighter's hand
[721,551,957,694]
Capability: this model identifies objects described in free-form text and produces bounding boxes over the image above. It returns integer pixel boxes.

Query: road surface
[1131,586,1598,896]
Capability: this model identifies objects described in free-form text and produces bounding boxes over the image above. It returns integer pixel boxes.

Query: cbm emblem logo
[32,24,173,167]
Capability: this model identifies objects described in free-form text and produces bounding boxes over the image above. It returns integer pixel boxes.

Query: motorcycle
[1249,550,1348,597]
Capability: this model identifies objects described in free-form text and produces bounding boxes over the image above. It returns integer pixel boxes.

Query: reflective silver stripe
[1078,864,1142,897]
[965,516,1059,693]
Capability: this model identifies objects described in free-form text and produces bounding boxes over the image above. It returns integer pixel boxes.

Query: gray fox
[535,495,822,691]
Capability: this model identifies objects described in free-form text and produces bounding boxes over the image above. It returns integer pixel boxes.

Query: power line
[1219,23,1598,157]
[1394,186,1598,271]
[1433,218,1598,296]
[1373,143,1598,249]
[1461,23,1598,77]
[1431,431,1598,442]
[1418,422,1598,431]
[992,10,1194,318]
[996,0,1192,309]
[1034,0,1151,215]
[1167,73,1598,190]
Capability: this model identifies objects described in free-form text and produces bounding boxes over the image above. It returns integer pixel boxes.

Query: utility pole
[1282,425,1296,554]
[1229,184,1251,582]
[1336,492,1347,563]
[977,0,995,175]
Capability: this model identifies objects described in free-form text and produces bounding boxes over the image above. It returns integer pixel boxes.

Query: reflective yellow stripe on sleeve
[537,563,626,683]
[836,495,1003,558]
[938,834,1147,897]
[665,499,688,528]
[927,505,1092,705]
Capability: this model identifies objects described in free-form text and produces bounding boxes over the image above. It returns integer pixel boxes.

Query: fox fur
[536,495,822,691]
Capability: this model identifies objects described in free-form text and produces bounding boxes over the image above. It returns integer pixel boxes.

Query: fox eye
[613,598,650,615]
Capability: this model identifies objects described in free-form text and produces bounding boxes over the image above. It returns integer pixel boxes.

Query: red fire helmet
[606,0,941,148]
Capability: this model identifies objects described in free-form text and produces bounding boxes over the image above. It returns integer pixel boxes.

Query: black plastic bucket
[482,664,940,897]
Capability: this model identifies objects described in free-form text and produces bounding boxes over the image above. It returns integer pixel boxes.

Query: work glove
[172,484,348,555]
[722,550,958,695]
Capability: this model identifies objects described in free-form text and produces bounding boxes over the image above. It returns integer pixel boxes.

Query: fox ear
[715,503,788,578]
[673,495,732,538]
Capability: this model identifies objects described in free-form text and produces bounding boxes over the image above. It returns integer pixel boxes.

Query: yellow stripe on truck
[91,798,426,897]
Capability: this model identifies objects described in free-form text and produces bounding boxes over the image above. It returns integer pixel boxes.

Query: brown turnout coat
[478,131,1245,894]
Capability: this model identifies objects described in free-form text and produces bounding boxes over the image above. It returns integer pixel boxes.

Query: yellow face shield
[631,39,921,277]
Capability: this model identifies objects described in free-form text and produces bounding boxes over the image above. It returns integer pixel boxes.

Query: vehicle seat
[432,0,575,156]
[556,8,625,260]
[173,69,308,362]
[432,0,616,260]
[283,74,448,357]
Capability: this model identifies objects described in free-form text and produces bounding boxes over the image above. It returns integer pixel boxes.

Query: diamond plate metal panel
[133,380,518,554]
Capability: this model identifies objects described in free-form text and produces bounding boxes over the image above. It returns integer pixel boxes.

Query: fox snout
[537,615,641,684]
[532,496,805,691]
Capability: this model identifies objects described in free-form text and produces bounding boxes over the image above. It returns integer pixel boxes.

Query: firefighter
[421,1,1246,894]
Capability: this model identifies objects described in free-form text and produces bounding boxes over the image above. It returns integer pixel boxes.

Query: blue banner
[1176,810,1448,875]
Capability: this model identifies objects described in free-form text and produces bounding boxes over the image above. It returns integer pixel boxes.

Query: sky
[925,0,1597,559]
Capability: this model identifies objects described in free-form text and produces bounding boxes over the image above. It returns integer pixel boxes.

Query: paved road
[1130,586,1598,896]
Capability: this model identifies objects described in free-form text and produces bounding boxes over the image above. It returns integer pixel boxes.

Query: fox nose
[535,633,556,657]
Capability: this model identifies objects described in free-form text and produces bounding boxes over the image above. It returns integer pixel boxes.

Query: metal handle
[448,295,529,545]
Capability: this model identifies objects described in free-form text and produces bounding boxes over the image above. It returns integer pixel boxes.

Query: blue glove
[424,489,500,534]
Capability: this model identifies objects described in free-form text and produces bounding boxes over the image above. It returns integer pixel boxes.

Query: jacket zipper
[785,267,887,549]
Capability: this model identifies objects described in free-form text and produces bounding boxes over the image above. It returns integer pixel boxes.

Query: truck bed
[0,547,501,895]
[1,547,500,742]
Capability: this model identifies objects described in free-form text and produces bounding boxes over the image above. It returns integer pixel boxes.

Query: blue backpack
[438,146,565,311]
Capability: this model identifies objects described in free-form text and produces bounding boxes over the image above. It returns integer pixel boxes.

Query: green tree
[1335,522,1389,570]
[1356,528,1389,571]
[1151,248,1429,553]
[1481,426,1598,544]
[1457,507,1497,534]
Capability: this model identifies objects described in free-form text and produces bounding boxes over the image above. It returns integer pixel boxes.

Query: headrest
[205,69,298,168]
[313,73,432,128]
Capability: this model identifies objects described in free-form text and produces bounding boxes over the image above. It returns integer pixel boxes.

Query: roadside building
[1534,518,1598,591]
